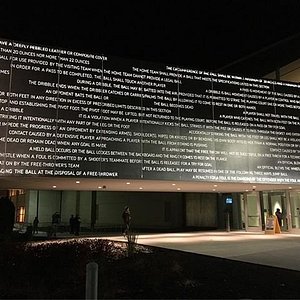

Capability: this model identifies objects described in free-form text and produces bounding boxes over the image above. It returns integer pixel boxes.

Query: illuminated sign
[225,197,233,204]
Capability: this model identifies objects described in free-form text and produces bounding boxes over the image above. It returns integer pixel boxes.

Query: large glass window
[289,191,300,229]
[261,191,289,231]
[240,192,262,231]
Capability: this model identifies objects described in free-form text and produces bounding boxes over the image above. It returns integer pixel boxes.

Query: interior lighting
[126,182,130,185]
[76,181,80,184]
[17,206,25,222]
[53,185,57,189]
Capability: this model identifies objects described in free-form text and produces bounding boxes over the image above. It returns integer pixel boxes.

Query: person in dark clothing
[74,215,81,236]
[69,214,75,234]
[122,206,131,236]
[33,216,39,234]
[52,212,60,224]
[51,212,60,237]
[275,208,283,227]
[0,196,15,236]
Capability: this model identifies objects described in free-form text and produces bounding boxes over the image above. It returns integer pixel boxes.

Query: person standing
[33,216,39,235]
[69,214,75,234]
[51,212,60,237]
[122,206,131,236]
[0,196,15,236]
[275,208,283,227]
[74,214,81,236]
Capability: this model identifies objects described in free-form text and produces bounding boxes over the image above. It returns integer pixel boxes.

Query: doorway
[240,192,262,231]
[261,191,290,231]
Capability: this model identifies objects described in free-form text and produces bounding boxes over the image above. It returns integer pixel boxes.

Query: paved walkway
[104,230,300,271]
[36,229,300,271]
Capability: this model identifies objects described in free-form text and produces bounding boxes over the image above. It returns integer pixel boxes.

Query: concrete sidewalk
[105,231,300,271]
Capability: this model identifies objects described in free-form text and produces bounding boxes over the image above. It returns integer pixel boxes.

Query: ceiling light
[126,182,130,185]
[76,181,80,184]
[213,184,218,187]
[172,183,176,186]
[98,186,102,189]
[53,185,57,189]
[177,187,181,191]
[139,187,143,190]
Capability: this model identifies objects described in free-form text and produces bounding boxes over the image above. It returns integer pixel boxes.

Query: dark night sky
[1,0,300,77]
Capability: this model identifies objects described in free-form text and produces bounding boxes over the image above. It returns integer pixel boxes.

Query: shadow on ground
[0,236,299,299]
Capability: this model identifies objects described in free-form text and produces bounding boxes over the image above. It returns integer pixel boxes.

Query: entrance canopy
[0,177,297,193]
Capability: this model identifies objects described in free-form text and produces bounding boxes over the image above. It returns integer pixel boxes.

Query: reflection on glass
[246,194,260,227]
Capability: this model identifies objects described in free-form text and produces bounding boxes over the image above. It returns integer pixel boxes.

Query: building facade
[1,39,300,234]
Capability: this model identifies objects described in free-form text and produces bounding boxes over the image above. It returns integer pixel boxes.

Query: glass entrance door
[242,192,262,231]
[261,191,290,231]
[289,191,300,230]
